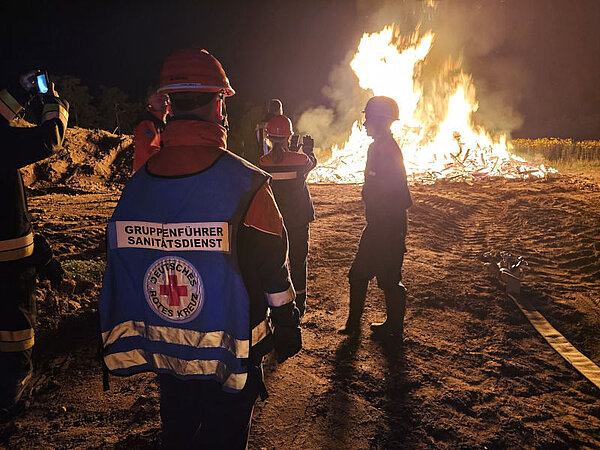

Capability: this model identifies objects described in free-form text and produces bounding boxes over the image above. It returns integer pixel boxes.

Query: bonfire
[309,25,557,184]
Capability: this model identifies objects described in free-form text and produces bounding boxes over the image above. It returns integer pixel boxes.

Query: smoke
[297,0,528,149]
[297,52,371,150]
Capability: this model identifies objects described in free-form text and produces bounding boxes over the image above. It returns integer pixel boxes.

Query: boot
[338,281,368,335]
[371,285,407,338]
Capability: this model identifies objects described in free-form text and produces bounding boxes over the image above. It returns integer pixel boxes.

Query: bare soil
[1,134,599,448]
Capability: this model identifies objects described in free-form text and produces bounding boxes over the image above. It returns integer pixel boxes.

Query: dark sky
[2,0,599,139]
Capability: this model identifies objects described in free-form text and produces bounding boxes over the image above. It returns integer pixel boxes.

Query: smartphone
[36,73,49,94]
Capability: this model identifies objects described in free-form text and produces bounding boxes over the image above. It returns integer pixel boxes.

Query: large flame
[310,25,554,183]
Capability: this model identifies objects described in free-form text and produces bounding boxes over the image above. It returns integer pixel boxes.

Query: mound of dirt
[21,127,134,192]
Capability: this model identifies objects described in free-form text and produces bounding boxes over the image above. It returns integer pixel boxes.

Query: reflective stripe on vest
[102,320,249,358]
[270,171,297,180]
[0,328,34,351]
[100,152,267,392]
[0,89,23,121]
[0,232,34,262]
[104,349,248,391]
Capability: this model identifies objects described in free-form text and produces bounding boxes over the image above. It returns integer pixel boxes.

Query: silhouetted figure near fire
[339,96,412,339]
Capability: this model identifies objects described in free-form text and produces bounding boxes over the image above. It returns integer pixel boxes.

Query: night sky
[2,0,599,139]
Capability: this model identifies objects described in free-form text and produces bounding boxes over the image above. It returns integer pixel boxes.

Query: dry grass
[512,138,600,171]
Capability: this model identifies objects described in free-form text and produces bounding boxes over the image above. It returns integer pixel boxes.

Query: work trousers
[287,224,309,314]
[159,366,263,450]
[0,260,37,403]
[349,213,407,290]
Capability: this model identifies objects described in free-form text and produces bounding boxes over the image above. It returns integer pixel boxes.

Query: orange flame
[310,24,554,183]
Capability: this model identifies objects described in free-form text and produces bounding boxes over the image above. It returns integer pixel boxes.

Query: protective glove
[302,135,315,155]
[29,235,64,289]
[39,258,64,290]
[289,134,301,152]
[270,302,302,363]
[40,85,69,129]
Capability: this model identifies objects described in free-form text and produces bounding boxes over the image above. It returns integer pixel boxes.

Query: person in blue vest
[338,96,412,339]
[99,48,302,449]
[0,71,68,415]
[259,115,316,317]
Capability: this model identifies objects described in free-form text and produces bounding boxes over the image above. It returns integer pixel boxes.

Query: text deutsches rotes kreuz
[115,221,229,252]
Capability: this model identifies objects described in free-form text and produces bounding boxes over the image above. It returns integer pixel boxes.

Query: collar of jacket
[162,119,227,149]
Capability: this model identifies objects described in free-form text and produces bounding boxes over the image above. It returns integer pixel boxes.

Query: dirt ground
[1,168,599,448]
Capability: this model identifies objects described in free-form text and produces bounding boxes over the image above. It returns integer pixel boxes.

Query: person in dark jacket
[0,71,69,412]
[259,114,316,317]
[339,96,412,339]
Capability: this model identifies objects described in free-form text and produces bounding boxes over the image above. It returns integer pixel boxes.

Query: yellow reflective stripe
[0,232,34,262]
[0,328,35,351]
[0,243,34,262]
[271,171,297,180]
[104,349,248,391]
[42,103,69,128]
[0,89,24,116]
[0,232,34,251]
[251,318,272,346]
[102,320,249,359]
[266,285,295,307]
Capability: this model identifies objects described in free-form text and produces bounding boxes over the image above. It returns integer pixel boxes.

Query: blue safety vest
[99,152,267,392]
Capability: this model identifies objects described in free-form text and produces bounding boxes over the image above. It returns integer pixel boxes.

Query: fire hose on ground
[484,252,600,390]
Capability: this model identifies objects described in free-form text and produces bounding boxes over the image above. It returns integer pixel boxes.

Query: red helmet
[266,115,293,137]
[158,48,235,96]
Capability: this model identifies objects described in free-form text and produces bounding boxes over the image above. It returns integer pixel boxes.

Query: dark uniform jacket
[0,97,68,262]
[259,151,316,229]
[362,133,412,226]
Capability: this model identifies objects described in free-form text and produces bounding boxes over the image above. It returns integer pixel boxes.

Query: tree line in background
[53,75,144,135]
[52,75,267,165]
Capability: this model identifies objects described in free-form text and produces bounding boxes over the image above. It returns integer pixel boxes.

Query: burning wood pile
[310,143,556,185]
[305,24,558,185]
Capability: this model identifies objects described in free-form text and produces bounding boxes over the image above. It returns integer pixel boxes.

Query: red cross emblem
[159,275,188,306]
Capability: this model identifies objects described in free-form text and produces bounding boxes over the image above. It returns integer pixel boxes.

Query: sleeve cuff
[266,285,295,307]
[42,102,69,129]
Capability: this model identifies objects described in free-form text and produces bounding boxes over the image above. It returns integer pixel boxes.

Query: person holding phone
[0,70,69,415]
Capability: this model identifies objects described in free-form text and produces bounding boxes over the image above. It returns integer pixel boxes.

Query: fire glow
[310,25,555,184]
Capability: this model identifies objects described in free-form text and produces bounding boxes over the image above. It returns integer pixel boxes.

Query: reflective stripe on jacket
[100,151,268,392]
[259,151,316,227]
